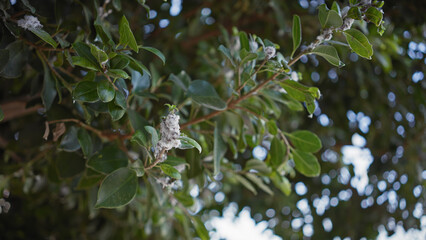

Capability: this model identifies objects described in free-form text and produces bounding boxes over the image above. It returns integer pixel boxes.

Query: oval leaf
[160,164,181,179]
[73,81,99,102]
[140,46,165,65]
[188,80,227,110]
[288,130,322,153]
[292,149,321,177]
[343,29,373,59]
[95,167,137,208]
[29,28,58,48]
[310,45,344,67]
[269,136,286,167]
[97,80,115,102]
[179,136,202,153]
[119,16,138,52]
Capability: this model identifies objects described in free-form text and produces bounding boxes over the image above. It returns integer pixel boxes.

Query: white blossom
[17,15,43,30]
[154,112,181,161]
[264,46,276,59]
[340,18,355,31]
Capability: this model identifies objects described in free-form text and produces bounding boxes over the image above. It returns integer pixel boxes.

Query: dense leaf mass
[0,0,424,239]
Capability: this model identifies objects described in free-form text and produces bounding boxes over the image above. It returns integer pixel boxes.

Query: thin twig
[145,149,166,170]
[47,118,105,140]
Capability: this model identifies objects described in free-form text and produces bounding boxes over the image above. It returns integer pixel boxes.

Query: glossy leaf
[347,7,362,20]
[292,149,321,177]
[365,7,383,26]
[179,136,202,153]
[269,136,286,167]
[266,120,278,135]
[29,28,58,48]
[108,69,129,79]
[140,46,165,65]
[188,80,227,110]
[95,167,137,208]
[291,15,302,58]
[271,172,291,196]
[131,69,150,95]
[110,55,130,69]
[59,126,80,152]
[73,81,99,102]
[89,44,108,67]
[118,15,138,52]
[88,146,128,174]
[72,42,99,70]
[344,29,373,59]
[160,164,181,179]
[279,80,309,101]
[71,56,99,71]
[97,80,115,102]
[288,130,322,153]
[311,45,344,67]
[239,31,250,51]
[108,102,126,121]
[76,169,104,189]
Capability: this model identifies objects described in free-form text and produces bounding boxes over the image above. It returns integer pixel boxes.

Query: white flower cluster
[264,46,276,60]
[154,112,181,161]
[17,15,43,30]
[340,18,355,31]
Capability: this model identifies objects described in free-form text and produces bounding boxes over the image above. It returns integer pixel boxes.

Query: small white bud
[264,46,276,59]
[17,15,43,30]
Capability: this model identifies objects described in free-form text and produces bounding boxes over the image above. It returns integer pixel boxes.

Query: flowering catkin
[154,112,181,161]
[17,15,43,30]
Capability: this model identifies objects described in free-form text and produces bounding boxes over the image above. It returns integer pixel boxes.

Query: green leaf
[124,55,150,76]
[349,0,360,5]
[160,164,181,179]
[114,91,127,109]
[266,120,278,135]
[192,217,209,240]
[269,136,286,167]
[318,4,342,28]
[131,130,148,147]
[72,42,99,70]
[119,15,138,52]
[218,45,235,66]
[245,173,273,195]
[244,159,271,175]
[108,102,126,121]
[72,56,99,71]
[41,59,57,110]
[59,126,80,152]
[94,19,115,46]
[347,7,362,20]
[292,149,321,177]
[73,81,99,102]
[310,45,344,67]
[56,151,85,179]
[108,69,129,79]
[331,1,341,15]
[139,46,165,65]
[271,172,291,196]
[110,55,130,69]
[77,128,93,158]
[89,44,108,67]
[179,136,202,153]
[213,125,227,176]
[318,4,329,27]
[188,80,227,110]
[235,174,257,195]
[365,7,383,26]
[305,94,316,115]
[29,28,58,48]
[169,71,191,91]
[144,126,158,146]
[343,29,373,59]
[240,52,258,66]
[131,69,150,95]
[97,80,115,102]
[279,80,309,101]
[291,15,302,58]
[288,130,322,153]
[88,146,128,174]
[239,31,250,51]
[95,167,137,208]
[0,108,3,121]
[0,41,27,79]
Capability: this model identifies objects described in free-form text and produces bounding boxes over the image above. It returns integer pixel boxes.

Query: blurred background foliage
[0,0,425,239]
